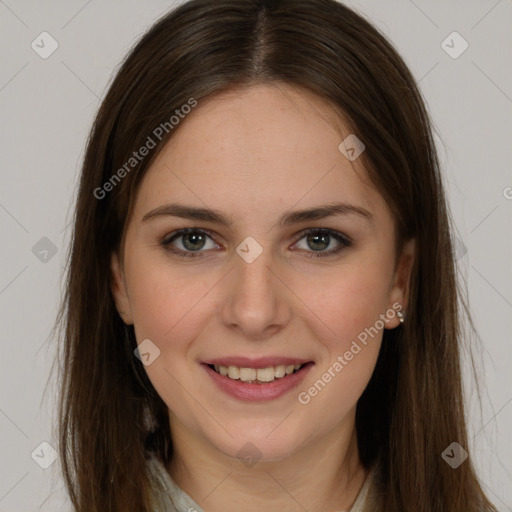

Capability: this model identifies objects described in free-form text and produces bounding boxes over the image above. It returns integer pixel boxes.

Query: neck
[167,409,368,512]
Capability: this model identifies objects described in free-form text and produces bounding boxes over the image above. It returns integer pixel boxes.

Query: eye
[161,228,219,258]
[161,228,352,259]
[292,228,352,258]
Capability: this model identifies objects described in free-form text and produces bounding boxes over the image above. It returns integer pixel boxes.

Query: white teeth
[214,363,304,382]
[274,365,286,378]
[227,366,240,379]
[239,367,257,381]
[256,367,275,382]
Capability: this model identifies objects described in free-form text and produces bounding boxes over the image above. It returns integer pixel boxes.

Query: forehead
[132,84,389,228]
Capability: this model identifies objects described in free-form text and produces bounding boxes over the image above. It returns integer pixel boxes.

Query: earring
[397,310,405,324]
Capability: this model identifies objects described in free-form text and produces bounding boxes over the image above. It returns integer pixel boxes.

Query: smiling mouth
[207,363,309,384]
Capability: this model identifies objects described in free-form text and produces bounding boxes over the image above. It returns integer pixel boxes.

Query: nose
[220,244,292,340]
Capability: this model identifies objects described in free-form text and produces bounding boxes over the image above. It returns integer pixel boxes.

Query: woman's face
[111,84,414,462]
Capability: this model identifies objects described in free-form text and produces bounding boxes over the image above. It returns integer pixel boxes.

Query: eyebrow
[141,202,374,228]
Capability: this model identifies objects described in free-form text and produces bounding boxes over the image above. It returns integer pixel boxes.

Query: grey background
[0,0,511,510]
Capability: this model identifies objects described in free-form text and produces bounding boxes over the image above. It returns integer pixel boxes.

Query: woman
[56,0,497,510]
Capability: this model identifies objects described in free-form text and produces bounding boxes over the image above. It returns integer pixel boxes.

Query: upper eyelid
[164,227,219,245]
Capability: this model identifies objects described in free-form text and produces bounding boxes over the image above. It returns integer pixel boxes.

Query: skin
[111,83,415,511]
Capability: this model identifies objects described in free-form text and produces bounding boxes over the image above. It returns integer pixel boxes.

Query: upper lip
[203,356,313,369]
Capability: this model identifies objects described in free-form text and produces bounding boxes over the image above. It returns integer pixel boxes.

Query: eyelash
[161,228,352,259]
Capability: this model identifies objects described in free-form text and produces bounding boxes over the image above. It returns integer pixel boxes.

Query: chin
[204,422,311,464]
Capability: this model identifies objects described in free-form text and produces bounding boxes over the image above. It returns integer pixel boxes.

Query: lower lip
[202,363,314,402]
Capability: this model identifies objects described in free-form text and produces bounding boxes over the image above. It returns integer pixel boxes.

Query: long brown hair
[55,0,497,510]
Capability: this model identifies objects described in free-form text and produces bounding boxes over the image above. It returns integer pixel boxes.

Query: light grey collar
[147,454,374,512]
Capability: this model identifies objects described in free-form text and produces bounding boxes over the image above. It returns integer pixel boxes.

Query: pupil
[183,232,205,251]
[308,233,329,251]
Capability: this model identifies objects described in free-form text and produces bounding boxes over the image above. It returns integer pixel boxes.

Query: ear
[385,238,416,329]
[110,251,134,325]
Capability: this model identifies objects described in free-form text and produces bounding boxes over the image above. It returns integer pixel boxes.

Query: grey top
[147,454,376,512]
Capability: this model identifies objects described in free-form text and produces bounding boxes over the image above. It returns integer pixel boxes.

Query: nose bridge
[234,234,274,289]
[221,238,289,337]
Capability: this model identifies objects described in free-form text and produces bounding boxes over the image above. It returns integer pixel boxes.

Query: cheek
[293,257,391,409]
[126,252,214,341]
[295,268,386,421]
[301,260,393,347]
[125,258,213,412]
